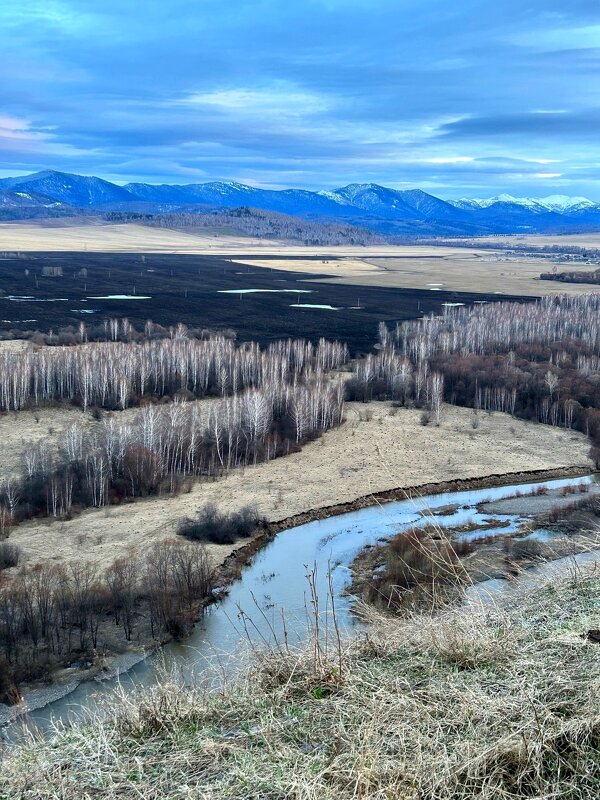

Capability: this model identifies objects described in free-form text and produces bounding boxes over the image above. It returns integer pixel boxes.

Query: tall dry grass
[2,559,600,799]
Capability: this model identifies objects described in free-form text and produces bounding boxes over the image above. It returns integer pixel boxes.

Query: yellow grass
[1,222,598,296]
[3,563,600,798]
[234,253,599,296]
[6,402,591,573]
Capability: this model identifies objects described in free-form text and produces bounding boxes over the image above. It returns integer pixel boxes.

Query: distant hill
[106,207,382,245]
[2,170,600,236]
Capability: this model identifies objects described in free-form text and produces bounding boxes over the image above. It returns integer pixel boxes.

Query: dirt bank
[7,403,592,574]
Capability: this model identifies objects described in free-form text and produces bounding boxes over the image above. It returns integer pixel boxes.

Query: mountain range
[2,170,600,236]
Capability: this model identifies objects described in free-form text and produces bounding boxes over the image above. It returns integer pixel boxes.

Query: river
[1,473,597,741]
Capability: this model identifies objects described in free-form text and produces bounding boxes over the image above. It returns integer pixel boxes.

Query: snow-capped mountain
[454,194,598,213]
[0,170,134,207]
[2,170,600,236]
[0,187,71,209]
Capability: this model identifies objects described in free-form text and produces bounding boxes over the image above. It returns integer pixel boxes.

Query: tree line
[0,330,347,412]
[540,269,600,285]
[105,207,382,246]
[348,295,600,454]
[0,346,345,529]
[0,539,214,702]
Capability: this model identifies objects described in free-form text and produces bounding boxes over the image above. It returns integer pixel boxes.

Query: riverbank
[3,558,599,797]
[1,467,593,732]
[7,403,591,575]
[346,471,600,610]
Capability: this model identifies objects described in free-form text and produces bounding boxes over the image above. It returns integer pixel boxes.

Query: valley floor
[6,402,592,574]
[1,222,597,297]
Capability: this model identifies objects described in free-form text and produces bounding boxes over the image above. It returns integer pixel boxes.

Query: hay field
[0,221,497,257]
[468,232,600,248]
[233,253,598,296]
[0,222,440,255]
[7,402,591,573]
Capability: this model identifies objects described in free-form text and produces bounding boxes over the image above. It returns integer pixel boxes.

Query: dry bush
[177,503,266,545]
[505,536,544,561]
[0,541,20,570]
[366,526,468,611]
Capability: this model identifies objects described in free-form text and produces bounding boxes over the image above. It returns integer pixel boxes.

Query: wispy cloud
[177,84,333,118]
[0,0,599,195]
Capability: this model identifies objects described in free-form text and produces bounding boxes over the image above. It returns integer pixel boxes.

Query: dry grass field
[0,221,391,254]
[233,252,597,296]
[6,402,591,574]
[468,232,600,248]
[0,221,595,296]
[4,554,600,799]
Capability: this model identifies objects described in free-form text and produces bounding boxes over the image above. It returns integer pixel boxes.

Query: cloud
[424,156,475,164]
[437,110,600,141]
[511,23,600,51]
[178,84,333,118]
[0,0,599,196]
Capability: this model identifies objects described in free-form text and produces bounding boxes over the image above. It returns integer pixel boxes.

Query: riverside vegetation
[1,293,600,797]
[2,295,600,698]
[0,330,346,697]
[2,564,599,798]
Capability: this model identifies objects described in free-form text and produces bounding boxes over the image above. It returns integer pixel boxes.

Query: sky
[1,0,600,198]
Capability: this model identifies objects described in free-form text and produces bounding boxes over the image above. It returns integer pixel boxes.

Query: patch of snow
[290,303,340,310]
[218,288,312,294]
[87,295,151,300]
[7,297,68,302]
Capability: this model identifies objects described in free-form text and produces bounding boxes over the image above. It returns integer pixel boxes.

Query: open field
[233,252,599,296]
[0,222,495,255]
[468,232,600,248]
[1,222,598,300]
[7,402,591,574]
[0,251,527,353]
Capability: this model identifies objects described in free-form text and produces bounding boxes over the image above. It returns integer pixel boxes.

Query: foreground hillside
[3,565,599,798]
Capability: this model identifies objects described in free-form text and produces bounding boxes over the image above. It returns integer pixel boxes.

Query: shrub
[505,537,544,561]
[0,541,21,569]
[178,503,265,545]
[367,527,467,612]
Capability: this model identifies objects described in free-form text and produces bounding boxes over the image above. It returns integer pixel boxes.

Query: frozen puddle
[87,295,151,300]
[7,296,69,302]
[218,288,312,294]
[290,303,340,310]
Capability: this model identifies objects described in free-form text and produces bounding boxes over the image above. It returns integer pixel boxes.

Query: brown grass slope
[2,566,600,799]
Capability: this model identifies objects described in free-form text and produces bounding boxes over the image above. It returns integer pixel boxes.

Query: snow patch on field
[87,295,151,300]
[218,288,312,294]
[290,303,339,310]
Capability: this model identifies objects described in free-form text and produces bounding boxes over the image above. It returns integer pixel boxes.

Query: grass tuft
[2,566,600,798]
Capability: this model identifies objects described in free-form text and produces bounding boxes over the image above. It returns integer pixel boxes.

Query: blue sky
[1,0,600,197]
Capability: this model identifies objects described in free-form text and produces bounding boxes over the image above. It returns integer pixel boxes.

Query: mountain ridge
[1,170,600,236]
